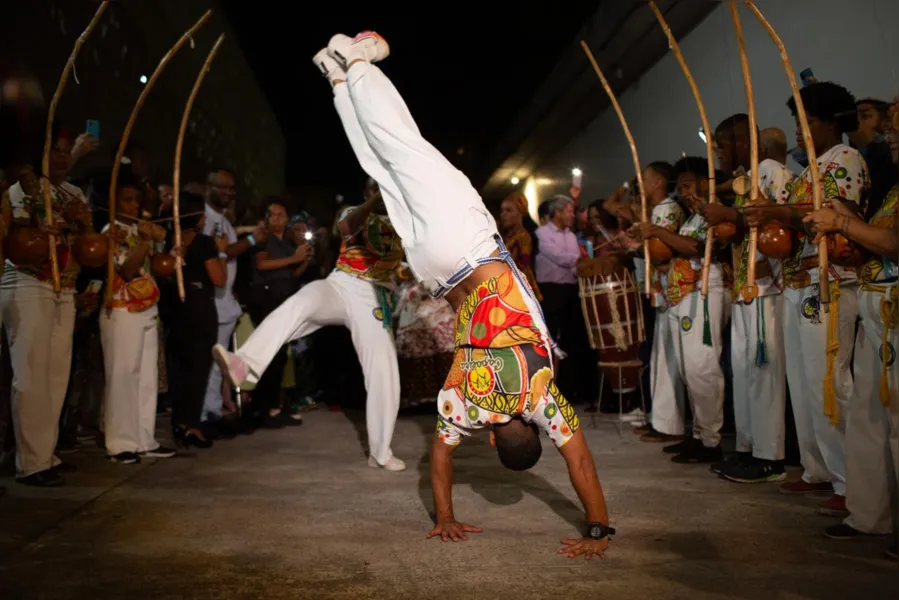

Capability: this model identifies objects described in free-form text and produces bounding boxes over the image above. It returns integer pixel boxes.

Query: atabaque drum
[577,256,646,393]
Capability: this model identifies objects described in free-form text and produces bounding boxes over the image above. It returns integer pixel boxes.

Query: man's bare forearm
[559,431,610,524]
[430,435,456,522]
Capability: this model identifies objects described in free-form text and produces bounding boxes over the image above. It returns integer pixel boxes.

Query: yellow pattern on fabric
[859,185,898,288]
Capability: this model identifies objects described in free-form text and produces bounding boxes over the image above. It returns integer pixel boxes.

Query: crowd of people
[0,26,896,564]
[492,84,898,560]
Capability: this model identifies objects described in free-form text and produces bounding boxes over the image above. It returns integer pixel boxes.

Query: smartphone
[86,119,100,139]
[86,279,103,294]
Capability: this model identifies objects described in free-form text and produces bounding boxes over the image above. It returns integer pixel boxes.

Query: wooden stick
[43,1,109,295]
[106,9,213,309]
[730,0,760,300]
[174,33,225,301]
[744,1,829,308]
[647,1,717,297]
[580,40,651,298]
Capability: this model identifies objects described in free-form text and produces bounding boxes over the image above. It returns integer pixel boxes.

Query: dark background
[217,2,600,197]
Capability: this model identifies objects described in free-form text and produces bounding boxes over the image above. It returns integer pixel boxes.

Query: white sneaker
[327,31,390,66]
[368,455,406,472]
[212,344,249,387]
[620,408,646,423]
[312,48,346,84]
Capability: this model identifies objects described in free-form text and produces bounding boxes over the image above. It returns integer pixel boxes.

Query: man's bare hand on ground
[559,537,609,560]
[426,520,482,542]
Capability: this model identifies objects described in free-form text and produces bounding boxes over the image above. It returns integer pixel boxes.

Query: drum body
[577,258,645,393]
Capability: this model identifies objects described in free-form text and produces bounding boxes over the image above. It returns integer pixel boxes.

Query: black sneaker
[106,452,141,465]
[52,461,78,474]
[723,459,786,483]
[663,438,697,455]
[140,446,177,459]
[824,524,862,540]
[16,469,65,487]
[886,536,898,560]
[711,451,751,476]
[672,444,723,464]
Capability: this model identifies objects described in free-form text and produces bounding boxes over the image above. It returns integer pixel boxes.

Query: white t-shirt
[647,197,685,308]
[203,204,240,323]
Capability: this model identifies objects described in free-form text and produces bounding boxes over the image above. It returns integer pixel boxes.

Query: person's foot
[312,48,346,84]
[140,446,177,459]
[51,461,78,474]
[106,452,141,465]
[818,494,849,518]
[633,423,652,436]
[640,429,683,443]
[327,31,390,66]
[174,427,213,449]
[823,523,863,540]
[710,451,752,475]
[722,459,787,483]
[620,408,645,423]
[368,455,406,472]
[662,438,697,455]
[779,480,834,495]
[672,444,723,464]
[16,470,65,488]
[212,344,250,388]
[263,410,303,429]
[886,536,898,560]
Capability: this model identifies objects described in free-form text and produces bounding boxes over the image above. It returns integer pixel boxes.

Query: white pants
[844,288,898,533]
[100,306,160,455]
[0,276,75,476]
[669,289,728,448]
[650,306,687,436]
[203,315,238,421]
[732,296,787,461]
[337,62,499,295]
[237,270,400,464]
[783,284,857,496]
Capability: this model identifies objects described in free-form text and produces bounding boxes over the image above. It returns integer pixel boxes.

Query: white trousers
[203,315,238,421]
[669,289,728,448]
[236,270,400,464]
[100,306,160,455]
[0,278,75,476]
[732,295,786,461]
[650,306,687,436]
[844,288,898,533]
[337,62,499,295]
[783,284,857,496]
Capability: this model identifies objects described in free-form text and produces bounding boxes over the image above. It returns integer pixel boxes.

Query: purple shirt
[535,222,579,285]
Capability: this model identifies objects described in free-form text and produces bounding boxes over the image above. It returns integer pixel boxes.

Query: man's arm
[536,228,580,268]
[426,429,483,542]
[557,430,610,525]
[338,201,376,238]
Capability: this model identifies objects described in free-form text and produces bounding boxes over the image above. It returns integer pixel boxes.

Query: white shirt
[203,204,240,323]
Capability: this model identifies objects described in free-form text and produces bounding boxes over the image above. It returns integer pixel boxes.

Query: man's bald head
[760,127,788,165]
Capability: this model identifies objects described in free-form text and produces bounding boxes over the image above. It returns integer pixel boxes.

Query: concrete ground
[0,410,896,600]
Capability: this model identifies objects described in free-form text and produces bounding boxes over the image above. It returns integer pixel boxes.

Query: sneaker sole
[723,473,788,484]
[779,486,834,496]
[886,549,898,560]
[824,531,861,541]
[354,31,390,61]
[817,507,850,518]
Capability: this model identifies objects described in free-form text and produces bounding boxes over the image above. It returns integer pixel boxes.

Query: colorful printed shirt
[334,206,403,286]
[647,197,685,308]
[733,158,795,302]
[784,144,871,289]
[666,212,728,306]
[503,225,542,301]
[857,184,898,288]
[6,179,90,291]
[101,220,160,312]
[436,271,579,448]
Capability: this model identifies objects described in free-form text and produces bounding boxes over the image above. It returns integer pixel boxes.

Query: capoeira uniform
[665,213,731,457]
[314,34,568,450]
[216,206,406,470]
[841,184,897,535]
[647,198,687,438]
[724,159,794,482]
[780,144,869,508]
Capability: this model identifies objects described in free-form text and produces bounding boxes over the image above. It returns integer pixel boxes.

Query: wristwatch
[587,522,616,541]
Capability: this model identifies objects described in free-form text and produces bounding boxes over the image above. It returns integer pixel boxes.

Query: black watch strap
[587,522,616,540]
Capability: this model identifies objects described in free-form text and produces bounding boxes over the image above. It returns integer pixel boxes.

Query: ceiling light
[139,74,148,84]
[511,176,520,185]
